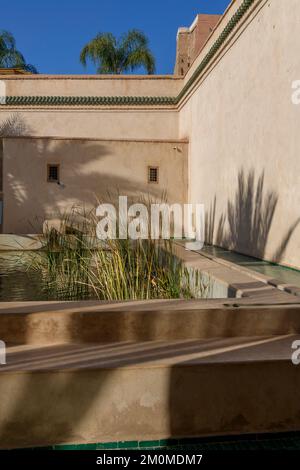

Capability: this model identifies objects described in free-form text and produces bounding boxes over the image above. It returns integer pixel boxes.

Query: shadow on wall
[168,336,300,439]
[0,114,165,233]
[205,169,300,264]
[0,304,210,448]
[0,113,32,137]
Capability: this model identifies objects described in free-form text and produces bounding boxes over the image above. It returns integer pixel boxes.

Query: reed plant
[27,205,209,301]
[86,238,207,301]
[28,207,96,300]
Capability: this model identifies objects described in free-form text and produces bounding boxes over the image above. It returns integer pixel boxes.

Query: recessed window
[148,166,159,184]
[47,164,59,182]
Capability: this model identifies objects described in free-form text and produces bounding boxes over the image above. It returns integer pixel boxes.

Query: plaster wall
[2,137,187,234]
[0,75,180,140]
[0,109,178,140]
[179,0,300,268]
[0,0,299,269]
[4,75,181,97]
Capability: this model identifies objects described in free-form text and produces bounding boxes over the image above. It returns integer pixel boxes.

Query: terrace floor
[2,334,299,371]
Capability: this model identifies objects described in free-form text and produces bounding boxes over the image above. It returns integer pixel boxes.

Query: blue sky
[2,0,231,74]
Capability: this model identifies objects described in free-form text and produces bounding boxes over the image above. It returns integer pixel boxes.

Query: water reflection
[201,246,300,288]
[0,251,95,302]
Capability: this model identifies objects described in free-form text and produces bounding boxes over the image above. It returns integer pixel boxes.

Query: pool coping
[173,242,300,304]
[0,235,299,306]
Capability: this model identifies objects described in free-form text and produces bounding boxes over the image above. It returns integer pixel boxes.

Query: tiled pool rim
[15,431,300,451]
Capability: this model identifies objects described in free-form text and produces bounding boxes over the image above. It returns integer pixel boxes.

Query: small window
[47,164,59,182]
[148,166,159,184]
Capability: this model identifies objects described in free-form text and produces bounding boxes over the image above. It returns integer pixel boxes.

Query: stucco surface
[0,339,300,448]
[1,303,300,345]
[0,0,299,267]
[0,109,179,140]
[4,75,182,97]
[179,0,300,268]
[3,137,187,233]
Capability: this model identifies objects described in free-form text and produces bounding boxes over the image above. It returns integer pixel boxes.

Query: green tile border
[1,0,255,108]
[4,95,176,107]
[16,432,300,451]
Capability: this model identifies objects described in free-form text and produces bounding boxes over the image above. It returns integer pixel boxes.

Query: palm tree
[80,29,155,75]
[0,30,37,73]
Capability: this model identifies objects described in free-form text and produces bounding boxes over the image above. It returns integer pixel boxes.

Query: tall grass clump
[87,238,207,301]
[27,205,209,301]
[28,208,96,300]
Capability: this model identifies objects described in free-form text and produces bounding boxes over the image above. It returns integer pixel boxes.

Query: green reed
[27,206,209,301]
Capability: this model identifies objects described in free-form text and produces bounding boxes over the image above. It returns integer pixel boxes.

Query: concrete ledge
[0,336,300,449]
[173,242,300,300]
[1,301,300,345]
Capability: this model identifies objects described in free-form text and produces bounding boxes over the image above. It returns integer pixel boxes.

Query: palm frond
[125,46,156,74]
[0,30,16,50]
[0,30,37,73]
[0,49,25,68]
[80,29,156,75]
[21,63,38,73]
[120,29,148,52]
[80,33,118,72]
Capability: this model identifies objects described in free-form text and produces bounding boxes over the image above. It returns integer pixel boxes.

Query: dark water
[0,252,95,302]
[0,250,227,301]
[3,246,296,302]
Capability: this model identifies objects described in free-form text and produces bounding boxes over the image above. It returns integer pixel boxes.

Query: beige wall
[0,109,178,140]
[0,75,181,140]
[179,0,300,269]
[3,137,187,233]
[1,0,299,268]
[4,75,181,97]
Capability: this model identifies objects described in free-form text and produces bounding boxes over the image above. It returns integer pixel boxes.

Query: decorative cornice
[5,95,176,106]
[1,0,255,108]
[3,135,189,144]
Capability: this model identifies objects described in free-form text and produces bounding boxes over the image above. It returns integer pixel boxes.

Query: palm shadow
[0,113,167,234]
[0,113,174,449]
[205,168,300,264]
